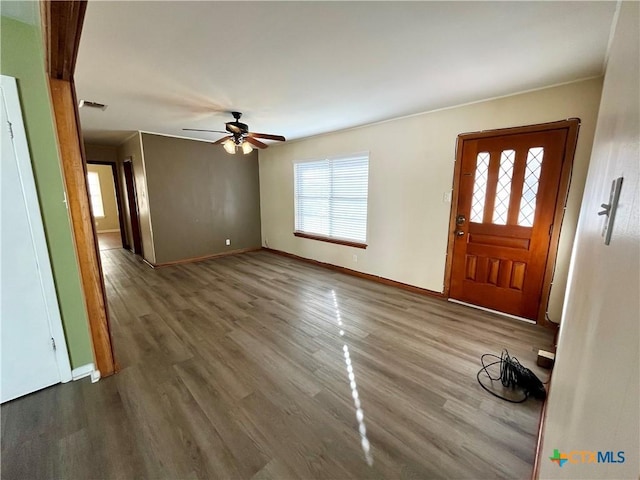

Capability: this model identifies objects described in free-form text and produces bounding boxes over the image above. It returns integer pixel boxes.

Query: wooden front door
[448,121,578,320]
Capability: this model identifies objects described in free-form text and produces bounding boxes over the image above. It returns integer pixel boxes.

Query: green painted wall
[1,15,94,368]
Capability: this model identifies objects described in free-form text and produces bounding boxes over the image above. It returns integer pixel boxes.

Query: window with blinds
[294,153,369,244]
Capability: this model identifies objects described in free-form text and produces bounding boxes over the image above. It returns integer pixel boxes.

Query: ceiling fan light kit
[222,138,236,154]
[241,142,253,154]
[222,137,254,155]
[183,111,286,155]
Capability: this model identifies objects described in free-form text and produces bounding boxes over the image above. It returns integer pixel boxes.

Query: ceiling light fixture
[241,141,253,154]
[222,138,236,154]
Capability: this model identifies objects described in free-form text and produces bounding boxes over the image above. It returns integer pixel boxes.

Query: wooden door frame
[42,1,116,376]
[86,160,129,250]
[122,157,144,255]
[443,119,580,327]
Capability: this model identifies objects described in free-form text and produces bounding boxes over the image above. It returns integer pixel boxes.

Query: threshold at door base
[71,363,101,383]
[447,299,536,324]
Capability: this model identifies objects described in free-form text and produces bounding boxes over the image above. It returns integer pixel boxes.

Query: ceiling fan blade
[212,136,232,145]
[248,132,286,142]
[183,128,228,134]
[245,137,268,149]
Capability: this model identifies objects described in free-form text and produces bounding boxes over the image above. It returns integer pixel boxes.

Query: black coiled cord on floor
[476,350,546,403]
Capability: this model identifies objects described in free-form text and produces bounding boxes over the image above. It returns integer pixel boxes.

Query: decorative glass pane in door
[492,149,515,225]
[470,152,490,223]
[518,147,544,227]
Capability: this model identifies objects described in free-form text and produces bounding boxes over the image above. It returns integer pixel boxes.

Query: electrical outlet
[353,254,358,263]
[225,239,231,246]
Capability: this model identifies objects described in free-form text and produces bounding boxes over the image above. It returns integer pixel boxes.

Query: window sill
[293,231,367,249]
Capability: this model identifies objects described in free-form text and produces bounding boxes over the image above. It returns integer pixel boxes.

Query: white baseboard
[72,363,100,382]
[97,229,120,233]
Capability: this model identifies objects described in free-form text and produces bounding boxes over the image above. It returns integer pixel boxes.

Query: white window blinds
[294,153,369,243]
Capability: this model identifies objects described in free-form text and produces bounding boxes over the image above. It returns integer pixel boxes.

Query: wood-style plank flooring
[1,249,554,479]
[97,231,123,251]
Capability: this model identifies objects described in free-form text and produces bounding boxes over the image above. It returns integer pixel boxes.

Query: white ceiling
[75,1,617,146]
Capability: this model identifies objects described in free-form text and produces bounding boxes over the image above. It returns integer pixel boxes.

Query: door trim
[49,78,116,377]
[42,0,116,377]
[123,158,144,255]
[443,119,580,326]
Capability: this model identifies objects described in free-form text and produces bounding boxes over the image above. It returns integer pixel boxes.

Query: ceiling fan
[183,111,286,154]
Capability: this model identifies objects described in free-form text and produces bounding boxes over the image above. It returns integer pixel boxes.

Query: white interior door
[1,75,72,403]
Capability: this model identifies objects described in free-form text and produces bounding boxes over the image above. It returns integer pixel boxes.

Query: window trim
[293,231,368,249]
[293,152,369,247]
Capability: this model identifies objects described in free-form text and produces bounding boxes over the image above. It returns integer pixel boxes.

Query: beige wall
[539,3,639,478]
[86,163,119,232]
[117,133,155,262]
[140,133,262,265]
[260,78,603,322]
[85,143,117,164]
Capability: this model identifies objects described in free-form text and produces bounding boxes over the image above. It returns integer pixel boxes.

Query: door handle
[598,203,611,216]
[455,230,465,237]
[456,214,466,225]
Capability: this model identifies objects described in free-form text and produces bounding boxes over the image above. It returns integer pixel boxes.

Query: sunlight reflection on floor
[331,289,373,467]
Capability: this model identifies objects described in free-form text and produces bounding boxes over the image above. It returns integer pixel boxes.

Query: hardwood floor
[97,231,122,251]
[1,249,554,479]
